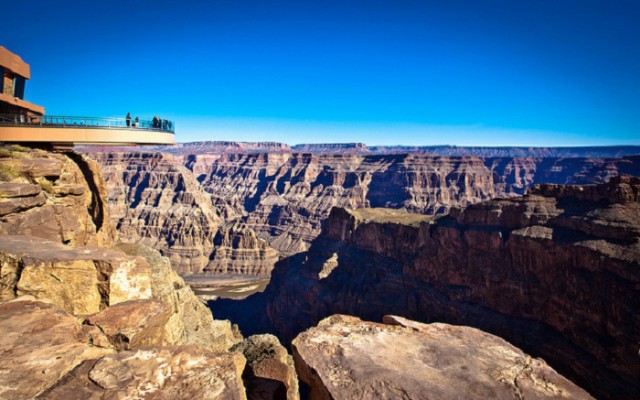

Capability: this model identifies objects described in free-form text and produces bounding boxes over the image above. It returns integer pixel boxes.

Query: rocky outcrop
[0,235,153,314]
[207,221,280,275]
[235,334,299,400]
[216,175,640,400]
[116,242,243,352]
[0,145,115,246]
[0,146,247,399]
[292,315,593,400]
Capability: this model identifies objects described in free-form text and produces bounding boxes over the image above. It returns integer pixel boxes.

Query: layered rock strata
[218,175,640,400]
[92,151,278,275]
[0,145,115,246]
[87,149,639,276]
[82,141,640,158]
[190,153,640,257]
[292,315,593,400]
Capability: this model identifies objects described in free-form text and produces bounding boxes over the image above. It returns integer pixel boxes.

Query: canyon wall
[216,175,640,400]
[94,151,279,276]
[87,148,640,277]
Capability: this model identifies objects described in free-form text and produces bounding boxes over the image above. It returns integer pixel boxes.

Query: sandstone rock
[0,147,115,247]
[0,146,249,399]
[117,243,243,352]
[0,181,41,197]
[292,315,593,400]
[0,298,113,399]
[219,176,640,400]
[84,299,172,350]
[0,235,152,314]
[235,334,299,400]
[207,221,280,275]
[39,345,247,400]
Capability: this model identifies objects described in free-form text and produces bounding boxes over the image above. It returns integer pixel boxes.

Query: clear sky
[2,0,639,146]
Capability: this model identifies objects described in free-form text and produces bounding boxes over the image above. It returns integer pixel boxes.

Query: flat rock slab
[0,234,130,262]
[39,345,247,400]
[0,298,112,400]
[292,315,594,400]
[84,299,171,350]
[0,182,41,197]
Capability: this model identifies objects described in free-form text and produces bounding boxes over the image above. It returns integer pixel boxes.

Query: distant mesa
[0,46,175,149]
[82,140,640,158]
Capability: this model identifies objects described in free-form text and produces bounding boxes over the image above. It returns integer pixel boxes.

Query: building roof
[0,46,31,79]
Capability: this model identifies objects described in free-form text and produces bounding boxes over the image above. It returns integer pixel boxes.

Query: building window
[13,76,25,99]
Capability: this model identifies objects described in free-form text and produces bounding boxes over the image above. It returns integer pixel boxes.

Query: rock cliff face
[293,315,593,400]
[85,147,640,276]
[189,153,640,257]
[218,175,640,400]
[92,151,279,276]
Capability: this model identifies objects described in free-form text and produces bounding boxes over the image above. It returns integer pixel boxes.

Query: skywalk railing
[0,114,175,134]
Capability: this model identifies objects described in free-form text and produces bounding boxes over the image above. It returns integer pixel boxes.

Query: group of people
[152,116,172,131]
[125,113,172,131]
[125,112,139,128]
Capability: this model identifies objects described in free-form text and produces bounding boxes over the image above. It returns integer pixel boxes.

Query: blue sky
[2,0,639,146]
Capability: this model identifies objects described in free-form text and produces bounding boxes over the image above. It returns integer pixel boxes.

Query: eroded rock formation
[91,151,279,276]
[293,315,593,400]
[0,146,251,399]
[85,146,640,276]
[235,334,300,400]
[217,175,640,400]
[0,145,115,246]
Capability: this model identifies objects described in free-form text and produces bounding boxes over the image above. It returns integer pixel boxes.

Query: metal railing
[0,114,175,134]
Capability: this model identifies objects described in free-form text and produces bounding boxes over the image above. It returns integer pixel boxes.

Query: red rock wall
[243,176,640,400]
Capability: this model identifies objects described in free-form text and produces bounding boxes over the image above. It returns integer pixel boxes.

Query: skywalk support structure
[0,46,175,149]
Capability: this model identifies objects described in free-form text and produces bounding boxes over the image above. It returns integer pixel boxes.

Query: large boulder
[235,334,299,400]
[0,298,113,400]
[83,299,172,350]
[292,315,593,400]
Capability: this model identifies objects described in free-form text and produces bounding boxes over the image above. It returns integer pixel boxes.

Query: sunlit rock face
[0,146,115,246]
[229,176,639,400]
[292,315,594,400]
[0,146,246,399]
[90,151,279,276]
